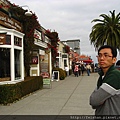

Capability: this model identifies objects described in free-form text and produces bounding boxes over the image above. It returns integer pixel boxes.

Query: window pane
[6,35,11,44]
[14,49,21,79]
[14,36,22,46]
[0,48,11,81]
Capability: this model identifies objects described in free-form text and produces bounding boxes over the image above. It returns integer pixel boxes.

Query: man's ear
[113,57,117,64]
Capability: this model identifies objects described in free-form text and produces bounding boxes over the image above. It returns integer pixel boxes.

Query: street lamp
[9,5,32,17]
[20,5,32,16]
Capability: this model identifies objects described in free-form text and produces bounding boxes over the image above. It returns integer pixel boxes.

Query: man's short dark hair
[98,45,117,57]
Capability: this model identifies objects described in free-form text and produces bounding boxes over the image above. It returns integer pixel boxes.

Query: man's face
[97,48,116,69]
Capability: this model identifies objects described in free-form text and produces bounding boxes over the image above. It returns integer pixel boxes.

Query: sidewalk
[0,72,98,116]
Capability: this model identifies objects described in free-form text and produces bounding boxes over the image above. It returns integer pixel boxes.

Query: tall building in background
[62,39,80,54]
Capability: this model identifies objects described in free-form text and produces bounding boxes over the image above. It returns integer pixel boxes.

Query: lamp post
[20,5,32,16]
[9,5,32,17]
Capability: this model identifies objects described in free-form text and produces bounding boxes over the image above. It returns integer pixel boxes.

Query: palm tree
[89,10,120,50]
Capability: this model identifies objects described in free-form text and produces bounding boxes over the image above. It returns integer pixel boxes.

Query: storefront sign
[41,63,48,72]
[43,79,51,85]
[39,49,45,55]
[41,54,49,72]
[0,11,22,32]
[34,29,41,40]
[62,54,67,58]
[41,31,45,41]
[31,56,38,64]
[43,78,51,88]
[79,58,89,60]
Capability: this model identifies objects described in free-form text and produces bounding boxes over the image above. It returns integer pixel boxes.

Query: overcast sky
[10,0,120,63]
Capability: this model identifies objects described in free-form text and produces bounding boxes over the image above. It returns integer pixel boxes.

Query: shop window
[6,35,11,44]
[14,36,22,46]
[15,49,21,79]
[0,48,10,80]
[0,33,11,45]
[64,59,67,67]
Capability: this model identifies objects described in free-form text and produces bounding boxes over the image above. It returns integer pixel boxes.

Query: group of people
[72,62,92,77]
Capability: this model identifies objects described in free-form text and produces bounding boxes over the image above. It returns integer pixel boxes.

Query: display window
[0,48,11,80]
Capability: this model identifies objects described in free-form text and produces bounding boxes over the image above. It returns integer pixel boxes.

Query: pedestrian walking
[78,64,81,76]
[86,63,91,76]
[74,63,79,77]
[81,64,85,76]
[89,45,120,115]
[65,65,69,76]
[72,63,75,74]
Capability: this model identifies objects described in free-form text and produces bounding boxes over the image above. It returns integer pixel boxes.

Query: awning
[82,60,93,63]
[79,54,93,63]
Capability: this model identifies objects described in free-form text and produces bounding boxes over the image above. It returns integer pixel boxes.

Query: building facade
[62,39,80,54]
[0,3,25,83]
[30,27,52,78]
[56,41,69,70]
[0,0,52,83]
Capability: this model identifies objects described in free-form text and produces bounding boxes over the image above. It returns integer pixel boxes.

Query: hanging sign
[31,56,38,64]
